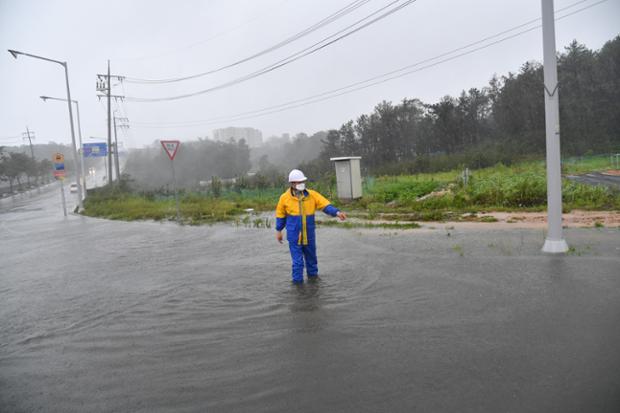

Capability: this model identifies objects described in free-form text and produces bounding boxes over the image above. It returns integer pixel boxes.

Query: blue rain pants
[288,239,318,283]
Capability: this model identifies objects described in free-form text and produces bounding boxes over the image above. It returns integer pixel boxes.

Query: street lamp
[8,49,84,210]
[40,95,87,193]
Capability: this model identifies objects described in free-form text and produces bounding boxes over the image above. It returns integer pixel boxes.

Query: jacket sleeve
[275,195,287,231]
[312,190,339,217]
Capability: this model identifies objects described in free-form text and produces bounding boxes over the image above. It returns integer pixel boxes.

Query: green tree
[491,61,545,153]
[592,36,620,151]
[4,153,31,192]
[339,120,358,155]
[429,96,461,154]
[558,40,600,154]
[320,129,341,160]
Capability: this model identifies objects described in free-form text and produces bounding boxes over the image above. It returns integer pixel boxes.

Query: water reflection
[289,277,321,313]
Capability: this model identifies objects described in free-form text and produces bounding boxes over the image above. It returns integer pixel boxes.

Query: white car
[69,183,78,193]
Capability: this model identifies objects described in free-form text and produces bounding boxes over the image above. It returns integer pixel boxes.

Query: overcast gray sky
[1,0,618,149]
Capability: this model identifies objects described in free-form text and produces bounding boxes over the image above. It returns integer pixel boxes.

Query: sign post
[53,153,67,216]
[160,140,181,222]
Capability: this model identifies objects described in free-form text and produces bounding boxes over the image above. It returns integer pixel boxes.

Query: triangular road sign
[160,140,180,160]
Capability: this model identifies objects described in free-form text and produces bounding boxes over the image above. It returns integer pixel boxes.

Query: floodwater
[1,185,620,412]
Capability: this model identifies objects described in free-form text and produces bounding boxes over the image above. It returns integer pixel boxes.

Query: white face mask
[295,183,306,191]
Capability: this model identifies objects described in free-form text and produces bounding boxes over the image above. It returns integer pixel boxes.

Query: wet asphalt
[567,172,620,190]
[1,185,619,413]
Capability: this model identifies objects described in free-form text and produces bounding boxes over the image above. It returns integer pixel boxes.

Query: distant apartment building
[212,127,263,147]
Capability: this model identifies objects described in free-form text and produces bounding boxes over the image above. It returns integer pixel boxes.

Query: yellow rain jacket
[275,188,339,244]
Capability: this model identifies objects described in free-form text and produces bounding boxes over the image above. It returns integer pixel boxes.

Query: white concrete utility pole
[107,60,113,184]
[540,0,568,253]
[112,111,121,181]
[113,112,129,183]
[96,62,125,184]
[22,127,35,159]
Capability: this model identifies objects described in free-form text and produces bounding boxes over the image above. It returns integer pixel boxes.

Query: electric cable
[116,0,291,62]
[128,0,606,128]
[124,0,371,83]
[124,0,417,101]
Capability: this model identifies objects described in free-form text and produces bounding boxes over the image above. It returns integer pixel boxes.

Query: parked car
[69,183,78,193]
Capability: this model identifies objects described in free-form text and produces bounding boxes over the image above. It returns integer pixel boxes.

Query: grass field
[83,156,620,224]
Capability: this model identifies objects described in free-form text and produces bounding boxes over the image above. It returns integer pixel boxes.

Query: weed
[83,157,620,225]
[452,244,464,256]
[316,220,420,230]
[566,245,592,256]
[242,215,250,225]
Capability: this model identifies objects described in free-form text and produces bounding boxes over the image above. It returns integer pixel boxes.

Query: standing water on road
[1,187,620,412]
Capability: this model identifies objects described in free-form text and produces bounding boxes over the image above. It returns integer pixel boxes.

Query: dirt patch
[344,210,620,231]
[419,210,620,230]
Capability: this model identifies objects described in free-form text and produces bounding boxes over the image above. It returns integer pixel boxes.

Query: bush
[366,177,442,203]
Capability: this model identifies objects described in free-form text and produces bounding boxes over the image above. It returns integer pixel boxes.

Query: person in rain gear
[275,169,347,284]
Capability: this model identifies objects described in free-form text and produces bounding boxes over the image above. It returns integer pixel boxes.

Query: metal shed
[330,156,362,200]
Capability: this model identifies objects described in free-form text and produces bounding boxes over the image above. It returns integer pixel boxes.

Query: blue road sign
[54,163,65,171]
[83,142,107,157]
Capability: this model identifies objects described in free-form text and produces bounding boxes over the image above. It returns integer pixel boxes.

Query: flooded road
[1,186,620,412]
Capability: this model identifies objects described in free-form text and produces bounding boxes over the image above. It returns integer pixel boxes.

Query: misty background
[1,0,619,191]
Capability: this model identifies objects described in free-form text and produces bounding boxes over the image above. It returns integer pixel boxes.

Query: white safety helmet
[288,169,308,182]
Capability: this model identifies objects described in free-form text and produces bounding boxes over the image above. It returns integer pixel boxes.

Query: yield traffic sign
[160,140,181,222]
[160,140,180,160]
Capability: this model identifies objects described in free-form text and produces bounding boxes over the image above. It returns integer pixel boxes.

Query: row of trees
[121,37,619,191]
[0,148,54,193]
[301,37,620,175]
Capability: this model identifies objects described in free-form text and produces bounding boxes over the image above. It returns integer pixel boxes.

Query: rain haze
[1,0,618,147]
[2,1,620,412]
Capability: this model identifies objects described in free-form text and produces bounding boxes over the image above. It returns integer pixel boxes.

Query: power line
[125,0,418,101]
[129,0,606,128]
[0,135,22,141]
[113,100,134,145]
[115,0,291,63]
[125,0,371,83]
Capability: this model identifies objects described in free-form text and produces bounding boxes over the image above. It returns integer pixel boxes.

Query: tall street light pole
[540,0,568,253]
[8,49,84,211]
[40,96,87,193]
